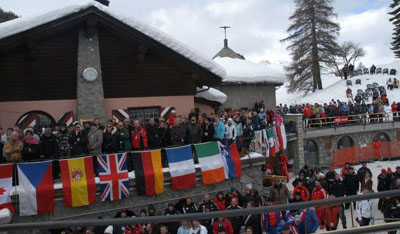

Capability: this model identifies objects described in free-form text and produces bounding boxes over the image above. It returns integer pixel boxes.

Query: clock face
[82,67,98,82]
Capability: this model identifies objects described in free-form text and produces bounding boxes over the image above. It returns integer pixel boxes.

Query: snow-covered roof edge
[195,86,227,104]
[214,57,284,85]
[0,0,226,80]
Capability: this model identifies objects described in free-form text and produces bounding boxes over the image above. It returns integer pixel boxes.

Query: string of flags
[251,123,287,157]
[0,141,242,217]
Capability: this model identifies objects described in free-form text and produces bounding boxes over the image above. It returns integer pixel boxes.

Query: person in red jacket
[279,154,289,182]
[131,120,148,150]
[324,196,341,231]
[167,110,177,126]
[311,180,327,229]
[303,104,313,128]
[213,217,234,234]
[340,162,350,178]
[373,138,382,159]
[214,192,226,211]
[293,181,310,201]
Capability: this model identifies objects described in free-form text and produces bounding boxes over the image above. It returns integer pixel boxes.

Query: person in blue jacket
[213,116,225,141]
[298,208,319,234]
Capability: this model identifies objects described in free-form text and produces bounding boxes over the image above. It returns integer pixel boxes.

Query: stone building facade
[285,114,400,172]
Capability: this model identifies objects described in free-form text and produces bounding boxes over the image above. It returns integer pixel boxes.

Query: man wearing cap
[344,167,359,209]
[224,118,236,147]
[71,124,88,156]
[164,203,180,234]
[87,122,103,154]
[40,127,58,159]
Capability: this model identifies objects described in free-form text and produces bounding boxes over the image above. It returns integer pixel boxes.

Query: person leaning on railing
[3,131,22,162]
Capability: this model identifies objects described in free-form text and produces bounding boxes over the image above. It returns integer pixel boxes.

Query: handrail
[1,189,400,231]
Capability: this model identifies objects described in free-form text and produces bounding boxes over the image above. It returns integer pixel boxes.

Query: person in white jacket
[224,118,237,147]
[190,220,208,234]
[355,189,373,226]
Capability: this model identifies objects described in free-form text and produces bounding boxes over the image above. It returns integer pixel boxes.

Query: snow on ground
[286,159,400,233]
[276,60,400,108]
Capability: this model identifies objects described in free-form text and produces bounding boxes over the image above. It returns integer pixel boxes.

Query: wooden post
[350,203,355,228]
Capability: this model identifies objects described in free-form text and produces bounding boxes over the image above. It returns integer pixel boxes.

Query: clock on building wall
[82,67,98,82]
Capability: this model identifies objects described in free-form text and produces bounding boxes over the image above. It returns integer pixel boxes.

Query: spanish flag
[132,150,164,196]
[59,156,96,207]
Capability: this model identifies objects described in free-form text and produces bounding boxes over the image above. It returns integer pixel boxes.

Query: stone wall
[216,84,277,110]
[11,154,264,226]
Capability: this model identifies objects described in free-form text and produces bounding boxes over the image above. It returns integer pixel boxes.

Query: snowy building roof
[213,39,245,60]
[0,0,226,80]
[214,57,285,85]
[195,87,227,104]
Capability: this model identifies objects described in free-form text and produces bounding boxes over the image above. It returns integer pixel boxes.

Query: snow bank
[195,86,227,104]
[0,0,226,80]
[277,60,400,106]
[214,57,285,85]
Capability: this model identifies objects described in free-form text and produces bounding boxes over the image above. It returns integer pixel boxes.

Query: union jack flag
[97,153,129,201]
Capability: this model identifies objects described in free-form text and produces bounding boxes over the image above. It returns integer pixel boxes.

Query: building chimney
[95,0,110,6]
[224,39,228,47]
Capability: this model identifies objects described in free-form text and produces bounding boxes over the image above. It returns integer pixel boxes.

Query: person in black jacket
[378,169,387,210]
[244,201,262,234]
[40,128,59,159]
[158,122,171,147]
[102,124,116,154]
[242,187,262,207]
[71,125,88,156]
[201,117,215,142]
[164,203,180,234]
[146,118,160,149]
[185,116,202,144]
[227,197,243,234]
[182,197,198,214]
[357,162,373,181]
[329,174,347,229]
[198,194,218,212]
[344,167,359,209]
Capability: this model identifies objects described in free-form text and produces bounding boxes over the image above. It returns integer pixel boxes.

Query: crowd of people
[55,160,400,234]
[0,103,280,164]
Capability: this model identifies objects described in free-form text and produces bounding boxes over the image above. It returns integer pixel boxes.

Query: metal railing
[1,189,400,231]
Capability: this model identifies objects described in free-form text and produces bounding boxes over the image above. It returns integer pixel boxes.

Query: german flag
[132,150,164,196]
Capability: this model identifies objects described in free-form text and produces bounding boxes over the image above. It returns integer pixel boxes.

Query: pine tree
[389,0,400,58]
[0,7,18,23]
[282,0,340,93]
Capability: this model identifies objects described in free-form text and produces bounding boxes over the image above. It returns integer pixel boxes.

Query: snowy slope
[287,159,400,233]
[276,60,400,107]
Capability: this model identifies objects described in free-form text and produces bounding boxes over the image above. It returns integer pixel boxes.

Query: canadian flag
[0,164,14,213]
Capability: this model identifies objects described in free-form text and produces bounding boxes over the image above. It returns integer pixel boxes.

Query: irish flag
[165,145,196,190]
[194,141,226,185]
[59,156,96,207]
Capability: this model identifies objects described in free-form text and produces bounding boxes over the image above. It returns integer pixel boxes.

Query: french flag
[165,145,196,190]
[219,142,242,179]
[17,161,54,216]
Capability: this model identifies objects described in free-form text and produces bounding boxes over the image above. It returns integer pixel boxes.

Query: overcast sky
[0,0,396,68]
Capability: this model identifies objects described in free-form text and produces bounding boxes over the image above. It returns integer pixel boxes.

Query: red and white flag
[0,164,14,213]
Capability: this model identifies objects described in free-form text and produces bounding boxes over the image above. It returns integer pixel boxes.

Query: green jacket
[115,127,131,151]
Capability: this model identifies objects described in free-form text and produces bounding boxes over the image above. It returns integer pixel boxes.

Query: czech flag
[60,156,96,207]
[132,150,164,196]
[17,161,54,216]
[0,164,14,213]
[165,145,196,190]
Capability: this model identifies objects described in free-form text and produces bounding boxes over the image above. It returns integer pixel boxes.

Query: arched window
[16,111,56,130]
[375,132,390,142]
[337,136,354,149]
[304,140,319,167]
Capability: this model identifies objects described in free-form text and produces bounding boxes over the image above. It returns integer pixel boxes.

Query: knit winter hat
[381,168,387,174]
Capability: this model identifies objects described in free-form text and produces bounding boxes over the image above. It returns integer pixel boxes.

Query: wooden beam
[263,175,288,182]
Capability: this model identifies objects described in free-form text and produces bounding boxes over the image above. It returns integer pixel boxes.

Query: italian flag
[267,128,275,157]
[194,141,226,185]
[276,124,287,150]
